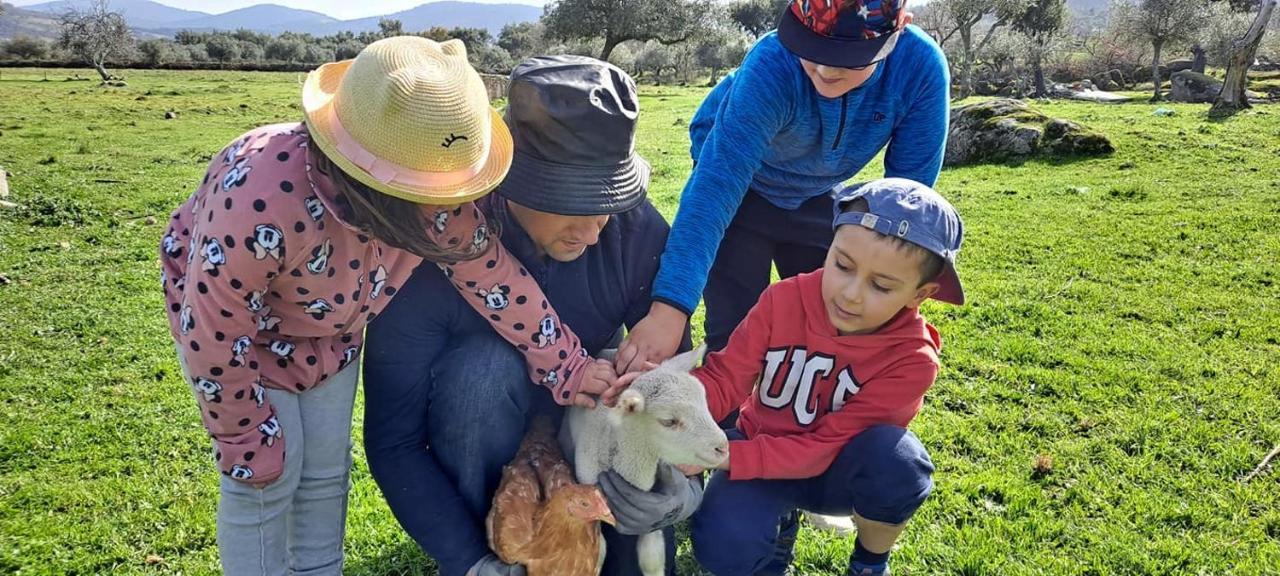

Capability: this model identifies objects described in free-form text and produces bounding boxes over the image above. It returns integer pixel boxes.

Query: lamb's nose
[714,442,729,457]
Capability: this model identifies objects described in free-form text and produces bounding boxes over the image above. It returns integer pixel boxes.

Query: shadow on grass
[346,538,440,576]
[1203,104,1257,123]
[341,523,709,576]
[959,149,1117,170]
[0,76,96,84]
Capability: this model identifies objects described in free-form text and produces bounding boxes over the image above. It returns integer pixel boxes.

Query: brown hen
[486,415,616,576]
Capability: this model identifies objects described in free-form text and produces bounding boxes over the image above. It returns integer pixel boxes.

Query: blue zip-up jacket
[653,26,950,314]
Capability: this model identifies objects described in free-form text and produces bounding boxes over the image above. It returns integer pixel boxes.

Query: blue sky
[11,0,546,20]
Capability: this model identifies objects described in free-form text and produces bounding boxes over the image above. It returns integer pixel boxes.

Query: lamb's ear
[607,388,646,426]
[618,389,646,415]
[662,344,706,373]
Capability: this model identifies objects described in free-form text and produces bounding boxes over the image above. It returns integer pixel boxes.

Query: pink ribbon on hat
[327,112,489,189]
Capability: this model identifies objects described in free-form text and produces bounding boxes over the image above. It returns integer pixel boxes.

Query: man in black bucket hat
[499,55,651,221]
[362,55,697,576]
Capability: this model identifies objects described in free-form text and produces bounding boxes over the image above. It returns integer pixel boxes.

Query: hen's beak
[599,510,617,526]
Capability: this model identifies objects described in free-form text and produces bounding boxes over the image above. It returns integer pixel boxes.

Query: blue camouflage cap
[831,178,965,304]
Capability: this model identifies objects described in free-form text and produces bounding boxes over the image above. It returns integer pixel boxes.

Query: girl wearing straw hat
[160,36,619,575]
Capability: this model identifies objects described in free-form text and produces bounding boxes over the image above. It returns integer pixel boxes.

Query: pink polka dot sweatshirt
[161,123,593,484]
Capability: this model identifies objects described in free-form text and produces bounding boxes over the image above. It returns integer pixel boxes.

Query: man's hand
[615,302,689,374]
[597,463,704,536]
[468,553,526,576]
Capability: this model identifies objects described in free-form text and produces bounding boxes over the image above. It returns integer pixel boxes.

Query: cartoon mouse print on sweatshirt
[162,123,598,486]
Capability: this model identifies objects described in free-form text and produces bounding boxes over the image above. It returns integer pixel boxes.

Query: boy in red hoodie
[687,178,964,576]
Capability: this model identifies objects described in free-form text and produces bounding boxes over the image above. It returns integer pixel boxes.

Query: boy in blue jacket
[617,0,950,369]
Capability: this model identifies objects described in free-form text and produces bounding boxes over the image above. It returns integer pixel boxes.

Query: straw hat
[302,36,513,204]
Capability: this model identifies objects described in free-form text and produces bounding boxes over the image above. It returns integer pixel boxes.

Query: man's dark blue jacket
[362,194,688,574]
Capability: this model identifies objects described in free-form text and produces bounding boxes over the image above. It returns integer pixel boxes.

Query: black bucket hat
[496,55,650,216]
[777,0,907,69]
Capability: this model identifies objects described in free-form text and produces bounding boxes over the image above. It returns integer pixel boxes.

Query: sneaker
[804,512,855,536]
[753,510,800,576]
[848,561,890,576]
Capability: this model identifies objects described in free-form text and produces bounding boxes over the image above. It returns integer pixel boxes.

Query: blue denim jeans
[178,350,358,576]
[426,333,558,516]
[364,331,674,576]
[691,426,934,576]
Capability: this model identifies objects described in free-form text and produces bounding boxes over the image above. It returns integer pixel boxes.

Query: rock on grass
[1169,71,1223,104]
[945,99,1114,167]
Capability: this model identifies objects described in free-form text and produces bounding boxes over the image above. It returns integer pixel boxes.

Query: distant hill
[320,2,544,36]
[163,4,340,36]
[6,0,542,38]
[0,2,61,40]
[3,0,1110,42]
[18,0,206,28]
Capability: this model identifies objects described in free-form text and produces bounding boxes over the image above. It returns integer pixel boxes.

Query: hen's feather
[487,459,542,563]
[487,415,608,576]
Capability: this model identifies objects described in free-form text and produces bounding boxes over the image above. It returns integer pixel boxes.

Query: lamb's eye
[659,418,680,428]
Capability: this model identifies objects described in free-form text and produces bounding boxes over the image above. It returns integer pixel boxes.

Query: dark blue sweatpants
[703,190,836,351]
[690,426,934,576]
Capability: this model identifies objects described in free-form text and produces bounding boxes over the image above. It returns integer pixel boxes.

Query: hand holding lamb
[598,463,704,536]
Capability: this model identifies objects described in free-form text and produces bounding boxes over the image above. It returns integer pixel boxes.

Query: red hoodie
[694,269,941,481]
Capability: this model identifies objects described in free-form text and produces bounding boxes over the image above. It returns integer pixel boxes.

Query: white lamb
[561,346,729,576]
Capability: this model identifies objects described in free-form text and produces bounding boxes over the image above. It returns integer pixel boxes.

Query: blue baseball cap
[831,178,965,304]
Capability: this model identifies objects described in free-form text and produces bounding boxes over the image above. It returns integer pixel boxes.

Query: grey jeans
[178,350,359,576]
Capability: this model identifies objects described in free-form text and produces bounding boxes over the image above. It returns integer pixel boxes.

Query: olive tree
[58,0,134,82]
[1211,0,1277,115]
[543,0,715,62]
[1114,0,1205,100]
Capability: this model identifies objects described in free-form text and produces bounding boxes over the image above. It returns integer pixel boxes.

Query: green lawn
[1,68,1278,575]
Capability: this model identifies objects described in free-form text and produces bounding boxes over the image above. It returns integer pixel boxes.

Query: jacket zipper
[831,94,849,151]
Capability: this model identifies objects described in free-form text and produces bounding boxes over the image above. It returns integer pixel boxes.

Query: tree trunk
[93,59,110,82]
[1033,54,1047,98]
[1150,39,1163,101]
[1191,44,1206,73]
[973,18,1007,59]
[599,35,621,63]
[959,27,974,99]
[1211,0,1277,117]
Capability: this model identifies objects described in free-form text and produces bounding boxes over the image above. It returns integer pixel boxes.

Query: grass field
[1,68,1279,575]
